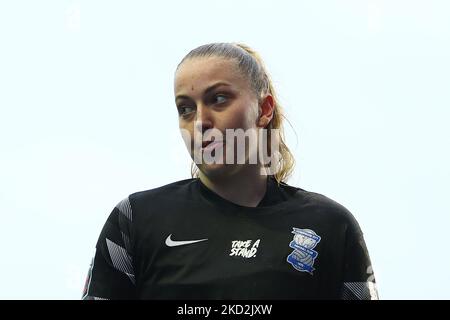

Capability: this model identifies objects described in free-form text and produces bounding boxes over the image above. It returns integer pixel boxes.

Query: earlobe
[258,116,268,128]
[258,118,264,127]
[257,95,274,128]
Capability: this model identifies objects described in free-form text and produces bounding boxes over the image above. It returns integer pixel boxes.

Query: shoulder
[127,177,196,202]
[133,177,195,195]
[120,178,197,214]
[287,184,363,233]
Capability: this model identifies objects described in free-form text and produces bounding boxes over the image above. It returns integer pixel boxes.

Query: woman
[82,43,378,300]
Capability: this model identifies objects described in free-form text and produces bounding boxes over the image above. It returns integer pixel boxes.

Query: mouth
[201,140,223,151]
[202,140,213,148]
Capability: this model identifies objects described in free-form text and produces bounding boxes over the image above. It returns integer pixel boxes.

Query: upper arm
[340,220,378,300]
[82,196,137,300]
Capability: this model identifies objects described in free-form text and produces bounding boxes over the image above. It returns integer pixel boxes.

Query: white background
[0,0,449,299]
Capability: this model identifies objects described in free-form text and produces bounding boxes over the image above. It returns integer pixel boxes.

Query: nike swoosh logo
[165,234,208,247]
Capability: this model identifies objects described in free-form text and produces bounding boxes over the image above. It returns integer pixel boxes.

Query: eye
[213,94,228,104]
[178,105,195,116]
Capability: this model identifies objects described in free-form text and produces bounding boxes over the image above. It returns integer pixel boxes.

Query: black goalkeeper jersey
[82,176,378,300]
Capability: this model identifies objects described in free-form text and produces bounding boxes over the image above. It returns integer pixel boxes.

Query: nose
[194,104,213,135]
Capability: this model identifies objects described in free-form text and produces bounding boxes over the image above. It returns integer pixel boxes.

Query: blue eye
[178,106,195,116]
[214,94,228,104]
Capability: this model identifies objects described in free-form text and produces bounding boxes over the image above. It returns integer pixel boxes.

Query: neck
[199,166,268,207]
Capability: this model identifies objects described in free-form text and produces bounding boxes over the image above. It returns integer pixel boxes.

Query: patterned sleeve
[340,219,379,300]
[82,197,136,300]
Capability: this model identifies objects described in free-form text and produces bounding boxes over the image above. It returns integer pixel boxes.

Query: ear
[257,94,275,128]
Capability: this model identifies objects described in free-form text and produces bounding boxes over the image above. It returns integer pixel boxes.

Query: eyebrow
[175,82,232,101]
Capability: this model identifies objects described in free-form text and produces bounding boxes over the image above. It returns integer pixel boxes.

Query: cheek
[179,118,195,133]
[225,102,258,130]
[179,124,193,149]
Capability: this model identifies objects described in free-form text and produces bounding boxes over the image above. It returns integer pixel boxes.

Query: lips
[201,138,223,148]
[201,140,223,151]
[202,140,213,148]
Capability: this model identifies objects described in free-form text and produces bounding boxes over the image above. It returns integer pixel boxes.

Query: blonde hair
[177,42,295,184]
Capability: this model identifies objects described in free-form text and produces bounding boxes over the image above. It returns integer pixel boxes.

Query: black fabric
[197,175,290,208]
[83,176,377,300]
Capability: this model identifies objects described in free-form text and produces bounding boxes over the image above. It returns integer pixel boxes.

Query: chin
[199,162,226,175]
[198,162,246,181]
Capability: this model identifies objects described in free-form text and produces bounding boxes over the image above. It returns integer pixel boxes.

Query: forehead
[174,56,247,93]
